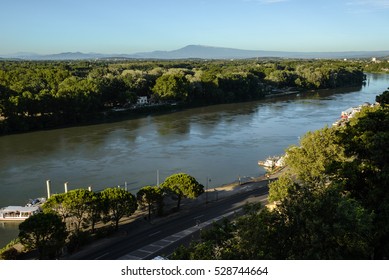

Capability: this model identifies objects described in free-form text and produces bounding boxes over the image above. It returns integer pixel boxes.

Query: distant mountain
[132,45,287,59]
[0,52,108,60]
[41,52,108,60]
[2,45,389,60]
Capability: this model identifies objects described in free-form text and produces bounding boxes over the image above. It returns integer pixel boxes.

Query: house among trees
[137,96,148,105]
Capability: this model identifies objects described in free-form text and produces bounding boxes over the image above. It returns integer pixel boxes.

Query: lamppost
[206,177,211,204]
[266,174,270,185]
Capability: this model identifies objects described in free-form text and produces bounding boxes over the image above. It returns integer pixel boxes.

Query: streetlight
[266,174,270,185]
[206,177,211,204]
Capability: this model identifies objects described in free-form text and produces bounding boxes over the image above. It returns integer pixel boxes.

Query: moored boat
[258,156,285,169]
[0,205,41,221]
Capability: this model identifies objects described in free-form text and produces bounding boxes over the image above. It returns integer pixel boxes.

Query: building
[137,96,148,105]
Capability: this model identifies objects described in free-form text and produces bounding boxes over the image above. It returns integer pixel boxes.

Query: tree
[268,174,296,202]
[335,102,389,258]
[170,218,236,260]
[100,187,138,230]
[42,193,69,221]
[43,189,95,234]
[231,203,280,259]
[18,212,67,259]
[86,191,105,233]
[152,73,190,101]
[137,186,164,220]
[376,88,389,105]
[285,126,346,186]
[162,173,204,210]
[62,189,95,234]
[268,185,374,259]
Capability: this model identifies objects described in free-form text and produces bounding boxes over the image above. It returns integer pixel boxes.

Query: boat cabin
[0,206,41,221]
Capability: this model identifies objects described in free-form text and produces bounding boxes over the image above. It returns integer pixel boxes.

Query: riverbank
[0,84,362,137]
[63,167,286,260]
[0,59,365,135]
[1,73,387,253]
[0,90,292,136]
[0,167,285,260]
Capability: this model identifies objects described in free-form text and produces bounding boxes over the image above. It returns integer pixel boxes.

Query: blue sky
[1,0,389,54]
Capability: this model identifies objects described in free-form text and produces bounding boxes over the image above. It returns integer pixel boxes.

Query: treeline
[364,60,389,73]
[171,89,389,260]
[0,59,365,134]
[0,173,203,259]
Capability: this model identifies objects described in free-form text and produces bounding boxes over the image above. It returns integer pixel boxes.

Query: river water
[1,73,388,248]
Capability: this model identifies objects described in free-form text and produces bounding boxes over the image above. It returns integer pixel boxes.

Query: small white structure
[0,206,41,221]
[258,156,285,169]
[137,96,148,105]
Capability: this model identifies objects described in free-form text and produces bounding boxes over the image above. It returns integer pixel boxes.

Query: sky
[1,0,389,55]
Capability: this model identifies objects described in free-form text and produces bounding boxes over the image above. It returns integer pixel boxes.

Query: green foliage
[199,218,236,246]
[43,189,97,234]
[0,59,365,134]
[285,126,346,186]
[335,104,389,258]
[137,186,164,220]
[268,174,296,202]
[100,187,138,230]
[162,173,204,210]
[152,73,190,101]
[232,206,280,259]
[0,238,21,260]
[269,185,374,259]
[18,212,67,259]
[61,189,95,233]
[0,247,19,260]
[42,193,69,219]
[170,218,236,260]
[87,191,105,233]
[376,88,389,106]
[364,61,389,74]
[172,90,389,260]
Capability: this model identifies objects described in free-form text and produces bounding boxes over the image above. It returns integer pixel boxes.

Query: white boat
[0,205,41,221]
[258,155,286,169]
[258,157,277,168]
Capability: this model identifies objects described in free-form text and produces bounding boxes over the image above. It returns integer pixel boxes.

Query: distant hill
[131,45,286,59]
[2,45,389,60]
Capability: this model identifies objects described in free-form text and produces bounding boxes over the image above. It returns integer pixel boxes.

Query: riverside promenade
[65,169,286,260]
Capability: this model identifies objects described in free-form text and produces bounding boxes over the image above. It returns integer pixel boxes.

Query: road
[68,180,270,260]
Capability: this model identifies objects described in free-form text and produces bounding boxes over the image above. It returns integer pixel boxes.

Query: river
[1,73,388,249]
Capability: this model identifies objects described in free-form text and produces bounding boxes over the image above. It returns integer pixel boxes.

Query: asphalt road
[68,180,269,260]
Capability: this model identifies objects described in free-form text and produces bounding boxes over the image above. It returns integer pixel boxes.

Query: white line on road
[138,249,154,254]
[193,215,204,220]
[95,252,109,260]
[148,230,161,237]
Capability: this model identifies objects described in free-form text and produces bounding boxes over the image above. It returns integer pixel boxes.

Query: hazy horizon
[1,0,389,55]
[2,44,389,57]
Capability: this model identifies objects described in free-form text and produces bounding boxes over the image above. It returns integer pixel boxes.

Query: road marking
[147,244,163,249]
[138,249,154,254]
[95,252,109,260]
[121,255,142,260]
[193,215,204,220]
[148,230,161,237]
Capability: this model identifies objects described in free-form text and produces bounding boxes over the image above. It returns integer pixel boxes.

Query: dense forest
[171,89,389,260]
[0,59,365,134]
